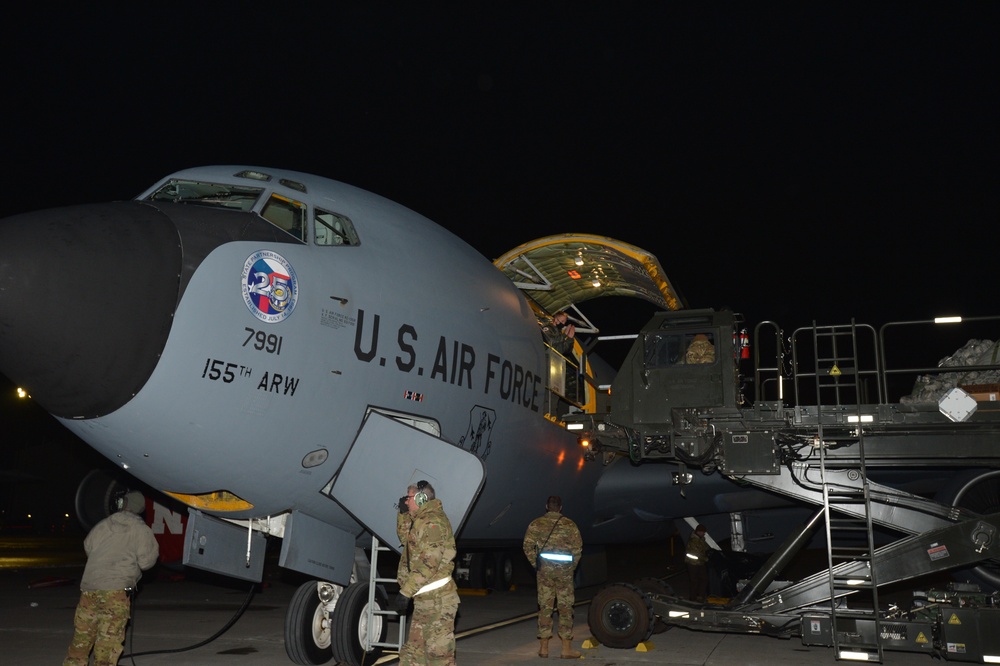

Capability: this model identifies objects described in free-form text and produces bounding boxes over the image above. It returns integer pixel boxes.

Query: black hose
[127,589,137,666]
[120,583,257,660]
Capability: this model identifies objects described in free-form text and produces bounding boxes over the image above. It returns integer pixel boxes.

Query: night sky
[1,5,997,521]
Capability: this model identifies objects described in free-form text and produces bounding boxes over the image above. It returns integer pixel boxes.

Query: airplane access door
[327,411,486,552]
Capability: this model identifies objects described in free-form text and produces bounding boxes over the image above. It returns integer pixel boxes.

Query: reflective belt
[540,552,573,563]
[415,576,451,596]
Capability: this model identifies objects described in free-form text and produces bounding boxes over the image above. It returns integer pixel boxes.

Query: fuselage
[0,166,697,551]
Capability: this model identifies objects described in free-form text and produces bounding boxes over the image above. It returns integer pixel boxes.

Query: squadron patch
[459,405,496,460]
[242,250,299,323]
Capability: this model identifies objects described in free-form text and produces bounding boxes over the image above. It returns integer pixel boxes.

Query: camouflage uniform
[397,510,412,546]
[685,336,715,364]
[64,590,130,666]
[541,313,575,355]
[397,498,459,666]
[64,495,159,666]
[522,511,583,640]
[685,530,710,602]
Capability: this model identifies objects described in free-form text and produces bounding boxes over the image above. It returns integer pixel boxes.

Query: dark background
[1,4,996,529]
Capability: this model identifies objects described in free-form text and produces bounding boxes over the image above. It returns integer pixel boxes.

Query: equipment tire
[587,582,655,649]
[285,580,333,665]
[330,582,387,666]
[634,577,673,634]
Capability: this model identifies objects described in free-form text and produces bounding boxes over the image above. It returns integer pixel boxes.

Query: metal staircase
[365,534,407,654]
[811,320,884,662]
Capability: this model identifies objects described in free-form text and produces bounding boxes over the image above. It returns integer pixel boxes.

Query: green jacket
[686,533,709,565]
[397,498,457,598]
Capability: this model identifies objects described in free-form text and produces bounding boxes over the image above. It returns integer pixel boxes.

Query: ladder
[812,320,884,662]
[365,534,407,653]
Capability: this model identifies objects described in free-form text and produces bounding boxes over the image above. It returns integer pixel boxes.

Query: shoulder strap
[539,516,563,551]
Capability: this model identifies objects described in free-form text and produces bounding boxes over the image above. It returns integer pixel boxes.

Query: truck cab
[575,308,744,463]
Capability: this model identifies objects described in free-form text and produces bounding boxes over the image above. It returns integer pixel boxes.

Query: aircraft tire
[330,581,387,666]
[494,551,514,590]
[587,582,655,649]
[467,552,497,590]
[633,577,673,634]
[285,580,333,665]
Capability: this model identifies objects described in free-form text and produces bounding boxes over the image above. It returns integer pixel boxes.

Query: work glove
[393,593,410,614]
[398,497,409,514]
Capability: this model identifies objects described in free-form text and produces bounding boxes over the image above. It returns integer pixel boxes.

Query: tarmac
[1,535,930,665]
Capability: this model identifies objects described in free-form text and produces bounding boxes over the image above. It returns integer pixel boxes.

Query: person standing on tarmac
[63,490,159,666]
[523,495,583,659]
[686,524,710,603]
[394,480,460,666]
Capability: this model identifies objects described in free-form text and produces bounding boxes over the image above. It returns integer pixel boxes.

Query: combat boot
[560,638,581,659]
[538,637,549,657]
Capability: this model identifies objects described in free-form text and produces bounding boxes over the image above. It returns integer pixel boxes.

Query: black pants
[687,563,707,602]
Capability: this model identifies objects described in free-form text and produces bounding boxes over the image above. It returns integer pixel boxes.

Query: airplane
[4,166,994,664]
[0,165,782,665]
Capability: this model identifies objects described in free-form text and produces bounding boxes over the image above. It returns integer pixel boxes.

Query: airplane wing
[493,234,686,333]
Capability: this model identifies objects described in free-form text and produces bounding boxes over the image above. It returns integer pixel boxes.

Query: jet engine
[74,468,135,530]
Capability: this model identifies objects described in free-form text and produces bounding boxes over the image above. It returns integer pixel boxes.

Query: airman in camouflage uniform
[64,490,158,666]
[685,333,715,364]
[523,495,583,659]
[541,311,576,355]
[685,524,710,602]
[396,481,459,666]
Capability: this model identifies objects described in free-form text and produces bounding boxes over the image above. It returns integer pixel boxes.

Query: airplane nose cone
[0,202,180,418]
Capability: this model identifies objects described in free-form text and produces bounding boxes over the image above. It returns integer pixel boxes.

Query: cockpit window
[314,208,360,246]
[261,194,307,241]
[146,179,264,212]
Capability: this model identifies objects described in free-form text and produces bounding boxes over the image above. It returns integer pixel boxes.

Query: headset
[414,480,429,507]
[113,490,129,512]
